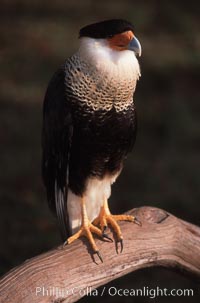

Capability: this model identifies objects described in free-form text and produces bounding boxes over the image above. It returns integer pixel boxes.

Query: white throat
[78,37,141,81]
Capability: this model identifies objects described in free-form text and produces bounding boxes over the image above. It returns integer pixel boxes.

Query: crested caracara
[42,19,142,261]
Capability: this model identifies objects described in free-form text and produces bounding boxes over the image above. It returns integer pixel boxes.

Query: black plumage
[68,99,137,196]
[79,19,134,39]
[42,68,72,238]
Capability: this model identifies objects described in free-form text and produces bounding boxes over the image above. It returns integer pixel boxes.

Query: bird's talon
[119,238,123,253]
[102,233,113,242]
[103,225,107,233]
[134,217,142,226]
[95,251,103,263]
[63,240,68,247]
[116,238,123,254]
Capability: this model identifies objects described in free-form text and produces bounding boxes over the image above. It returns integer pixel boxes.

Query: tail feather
[55,181,69,240]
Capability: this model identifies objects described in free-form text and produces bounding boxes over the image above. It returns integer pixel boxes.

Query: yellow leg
[65,198,108,262]
[93,198,141,252]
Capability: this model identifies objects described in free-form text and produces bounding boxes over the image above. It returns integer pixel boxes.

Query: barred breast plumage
[64,38,140,112]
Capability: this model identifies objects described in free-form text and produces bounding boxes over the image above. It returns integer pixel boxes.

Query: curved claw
[102,233,113,242]
[134,217,142,226]
[95,251,103,263]
[63,240,68,247]
[103,226,107,233]
[116,238,123,254]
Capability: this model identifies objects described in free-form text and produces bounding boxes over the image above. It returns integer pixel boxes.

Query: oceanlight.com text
[35,285,194,299]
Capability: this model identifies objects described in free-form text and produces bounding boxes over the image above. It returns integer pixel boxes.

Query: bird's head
[79,19,141,57]
[78,19,141,79]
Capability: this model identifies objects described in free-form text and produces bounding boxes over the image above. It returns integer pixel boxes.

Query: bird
[42,19,142,261]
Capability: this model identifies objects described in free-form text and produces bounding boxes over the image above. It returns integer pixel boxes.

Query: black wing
[42,67,73,240]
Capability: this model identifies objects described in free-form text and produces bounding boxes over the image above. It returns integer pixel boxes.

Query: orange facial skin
[108,30,134,51]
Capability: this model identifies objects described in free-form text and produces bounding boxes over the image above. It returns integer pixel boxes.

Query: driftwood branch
[0,206,200,303]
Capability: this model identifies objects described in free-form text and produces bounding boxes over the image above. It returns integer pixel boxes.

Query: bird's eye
[107,34,114,38]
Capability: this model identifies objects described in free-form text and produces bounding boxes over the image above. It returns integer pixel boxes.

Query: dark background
[0,0,200,302]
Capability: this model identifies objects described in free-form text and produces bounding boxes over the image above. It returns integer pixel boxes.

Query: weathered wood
[0,206,200,303]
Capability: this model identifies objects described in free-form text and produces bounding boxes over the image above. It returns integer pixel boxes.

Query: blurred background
[0,0,200,302]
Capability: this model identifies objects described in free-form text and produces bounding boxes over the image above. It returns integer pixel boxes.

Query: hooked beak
[128,36,142,57]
